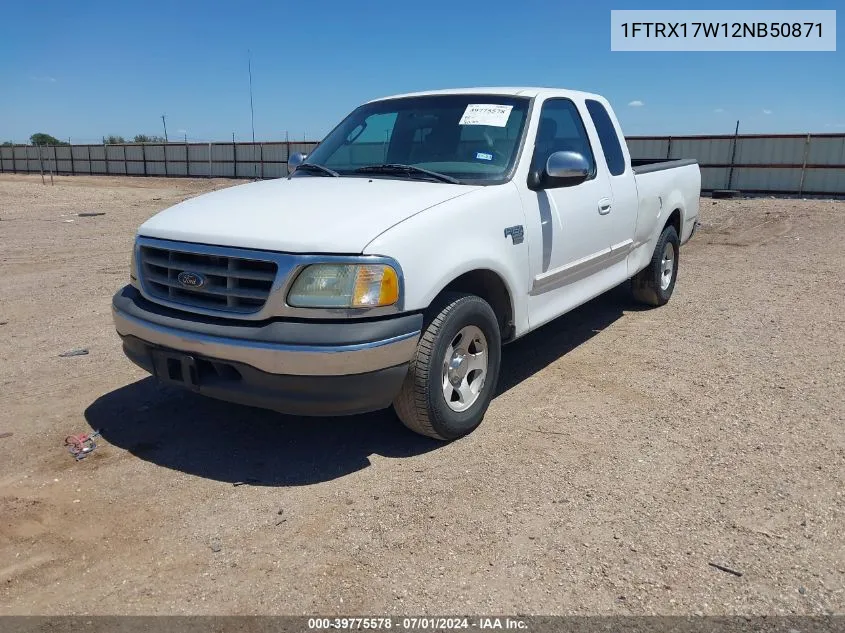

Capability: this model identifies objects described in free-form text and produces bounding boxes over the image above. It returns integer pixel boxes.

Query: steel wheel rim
[660,242,675,291]
[441,325,488,412]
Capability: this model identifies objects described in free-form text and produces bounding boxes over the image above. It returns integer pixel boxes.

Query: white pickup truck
[113,87,700,440]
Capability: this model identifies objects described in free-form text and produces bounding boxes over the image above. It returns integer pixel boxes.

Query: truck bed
[631,158,701,248]
[631,158,698,175]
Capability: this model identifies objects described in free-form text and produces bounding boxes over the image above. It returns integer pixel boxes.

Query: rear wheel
[632,224,679,307]
[393,293,501,440]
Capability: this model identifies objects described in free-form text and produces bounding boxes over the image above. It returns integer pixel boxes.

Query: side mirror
[545,151,590,183]
[528,150,591,190]
[288,152,307,173]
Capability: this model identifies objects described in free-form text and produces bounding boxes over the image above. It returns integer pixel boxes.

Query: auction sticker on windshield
[459,104,513,127]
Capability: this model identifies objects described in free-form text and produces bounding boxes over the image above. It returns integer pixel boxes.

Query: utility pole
[161,114,169,143]
[248,50,257,179]
[727,119,740,190]
[248,50,256,145]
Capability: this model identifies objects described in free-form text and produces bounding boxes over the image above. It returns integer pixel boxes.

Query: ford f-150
[112,87,701,440]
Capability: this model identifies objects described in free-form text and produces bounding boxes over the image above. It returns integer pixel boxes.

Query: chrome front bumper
[114,307,418,376]
[112,285,422,416]
[112,286,420,377]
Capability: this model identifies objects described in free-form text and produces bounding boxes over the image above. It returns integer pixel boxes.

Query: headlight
[287,263,399,308]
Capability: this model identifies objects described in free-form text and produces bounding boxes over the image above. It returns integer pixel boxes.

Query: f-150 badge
[504,225,524,244]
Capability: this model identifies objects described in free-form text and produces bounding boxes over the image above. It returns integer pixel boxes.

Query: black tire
[393,292,501,441]
[632,224,680,307]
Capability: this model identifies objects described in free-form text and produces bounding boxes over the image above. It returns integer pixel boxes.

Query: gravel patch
[0,175,842,615]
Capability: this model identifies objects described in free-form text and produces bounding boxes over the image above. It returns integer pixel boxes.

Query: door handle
[598,198,612,215]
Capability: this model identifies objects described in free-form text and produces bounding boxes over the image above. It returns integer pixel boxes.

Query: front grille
[139,244,278,314]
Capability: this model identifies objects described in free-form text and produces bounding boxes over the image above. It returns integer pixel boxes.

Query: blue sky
[1,0,841,143]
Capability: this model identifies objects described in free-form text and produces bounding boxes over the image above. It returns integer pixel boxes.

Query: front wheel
[632,224,680,307]
[393,293,501,441]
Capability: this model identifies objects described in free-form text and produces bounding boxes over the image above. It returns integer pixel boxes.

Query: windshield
[301,95,531,184]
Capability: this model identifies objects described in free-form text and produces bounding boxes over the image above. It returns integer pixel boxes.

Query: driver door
[521,98,615,329]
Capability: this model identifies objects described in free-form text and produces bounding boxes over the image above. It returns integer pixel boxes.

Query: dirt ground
[0,174,842,616]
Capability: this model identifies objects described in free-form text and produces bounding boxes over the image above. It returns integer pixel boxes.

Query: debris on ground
[708,562,743,577]
[210,539,222,553]
[0,432,13,439]
[232,478,261,487]
[59,348,89,358]
[65,430,102,460]
[528,428,568,436]
[750,527,786,539]
[77,212,106,217]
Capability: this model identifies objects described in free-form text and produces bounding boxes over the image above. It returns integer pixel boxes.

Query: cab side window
[585,99,626,176]
[531,99,596,178]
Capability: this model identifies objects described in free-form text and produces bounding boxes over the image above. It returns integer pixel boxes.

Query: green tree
[30,133,68,146]
[133,134,166,143]
[104,135,126,144]
[1,141,14,146]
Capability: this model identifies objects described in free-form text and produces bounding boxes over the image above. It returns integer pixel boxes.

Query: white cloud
[628,100,644,107]
[31,76,56,83]
[714,108,725,113]
[762,109,773,115]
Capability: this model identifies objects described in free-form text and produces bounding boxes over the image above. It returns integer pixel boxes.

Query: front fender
[363,184,531,337]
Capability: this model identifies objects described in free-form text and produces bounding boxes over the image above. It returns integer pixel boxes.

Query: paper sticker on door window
[459,104,513,127]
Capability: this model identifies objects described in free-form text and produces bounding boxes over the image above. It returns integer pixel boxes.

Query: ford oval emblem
[177,271,206,288]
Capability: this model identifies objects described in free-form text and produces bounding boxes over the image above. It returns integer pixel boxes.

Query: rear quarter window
[585,100,626,176]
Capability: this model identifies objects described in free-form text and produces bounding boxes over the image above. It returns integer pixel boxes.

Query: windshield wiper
[293,163,339,177]
[354,164,460,184]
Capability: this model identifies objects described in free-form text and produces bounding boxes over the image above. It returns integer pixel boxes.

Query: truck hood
[138,176,480,253]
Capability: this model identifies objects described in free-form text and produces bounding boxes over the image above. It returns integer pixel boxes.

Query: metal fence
[0,141,319,179]
[2,133,845,195]
[627,133,845,195]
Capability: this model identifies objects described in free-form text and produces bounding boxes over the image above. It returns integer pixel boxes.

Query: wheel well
[665,208,681,236]
[439,270,514,341]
